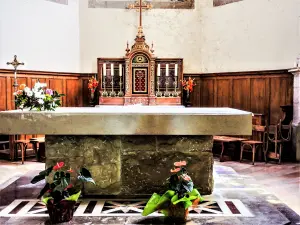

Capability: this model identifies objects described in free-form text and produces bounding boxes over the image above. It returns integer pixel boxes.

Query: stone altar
[0,106,252,195]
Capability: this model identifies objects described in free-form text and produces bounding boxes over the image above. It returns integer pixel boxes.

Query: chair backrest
[252,125,266,141]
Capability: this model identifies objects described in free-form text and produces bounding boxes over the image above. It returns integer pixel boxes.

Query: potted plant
[142,161,203,222]
[30,162,95,224]
[14,81,64,111]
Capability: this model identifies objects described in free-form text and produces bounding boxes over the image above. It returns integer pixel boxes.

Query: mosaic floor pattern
[0,164,299,224]
[0,198,253,218]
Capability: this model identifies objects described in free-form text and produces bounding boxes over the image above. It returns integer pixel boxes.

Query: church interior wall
[0,0,80,73]
[79,0,300,74]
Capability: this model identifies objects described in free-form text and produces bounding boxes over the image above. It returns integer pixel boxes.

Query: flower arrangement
[88,76,99,93]
[142,161,203,221]
[14,82,64,111]
[182,77,196,93]
[30,162,95,223]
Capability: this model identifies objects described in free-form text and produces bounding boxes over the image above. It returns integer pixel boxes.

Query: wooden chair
[265,122,284,164]
[240,125,266,165]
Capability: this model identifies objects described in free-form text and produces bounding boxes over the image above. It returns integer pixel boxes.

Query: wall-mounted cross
[128,0,152,28]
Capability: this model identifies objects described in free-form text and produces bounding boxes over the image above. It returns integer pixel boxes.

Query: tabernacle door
[131,54,149,95]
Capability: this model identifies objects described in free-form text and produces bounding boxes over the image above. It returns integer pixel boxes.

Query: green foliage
[142,161,204,217]
[14,82,64,111]
[65,191,81,202]
[30,162,95,205]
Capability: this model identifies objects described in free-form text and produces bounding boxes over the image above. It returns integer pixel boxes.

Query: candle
[166,64,169,76]
[157,64,160,76]
[175,64,178,76]
[103,63,106,76]
[119,64,122,76]
[111,63,114,76]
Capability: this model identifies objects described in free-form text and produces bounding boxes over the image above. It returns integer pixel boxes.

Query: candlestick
[175,64,178,76]
[166,64,169,76]
[103,63,106,76]
[157,64,160,76]
[111,63,114,76]
[119,64,122,76]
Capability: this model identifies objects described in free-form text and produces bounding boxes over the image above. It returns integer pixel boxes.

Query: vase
[184,90,192,107]
[46,199,77,224]
[165,202,189,223]
[89,90,95,106]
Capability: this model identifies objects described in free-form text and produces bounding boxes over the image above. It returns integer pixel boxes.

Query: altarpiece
[98,1,183,105]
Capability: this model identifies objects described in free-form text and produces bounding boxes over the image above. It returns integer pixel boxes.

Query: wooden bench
[213,136,247,162]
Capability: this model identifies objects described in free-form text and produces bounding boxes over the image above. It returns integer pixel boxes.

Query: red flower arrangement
[182,77,196,93]
[88,76,99,93]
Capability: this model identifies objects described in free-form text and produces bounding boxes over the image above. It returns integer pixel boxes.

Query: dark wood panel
[0,77,6,111]
[49,79,64,106]
[189,77,201,107]
[269,77,293,124]
[201,79,214,107]
[82,79,90,107]
[250,78,266,115]
[216,79,231,107]
[66,79,81,107]
[232,78,250,111]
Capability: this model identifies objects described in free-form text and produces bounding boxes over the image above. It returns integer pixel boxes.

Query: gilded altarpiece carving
[98,27,183,105]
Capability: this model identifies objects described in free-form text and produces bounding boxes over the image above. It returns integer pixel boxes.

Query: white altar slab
[0,107,252,135]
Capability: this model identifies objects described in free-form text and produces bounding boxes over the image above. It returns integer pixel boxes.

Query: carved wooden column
[124,59,131,105]
[149,59,156,105]
[288,67,300,161]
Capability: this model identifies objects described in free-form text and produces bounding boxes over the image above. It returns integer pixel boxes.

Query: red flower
[174,161,186,167]
[53,162,64,171]
[170,168,181,173]
[64,184,73,190]
[181,174,191,181]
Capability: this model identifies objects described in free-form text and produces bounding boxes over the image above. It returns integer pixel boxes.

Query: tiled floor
[216,160,300,215]
[0,159,299,224]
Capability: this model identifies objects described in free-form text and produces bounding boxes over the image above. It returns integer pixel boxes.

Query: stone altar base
[45,135,214,195]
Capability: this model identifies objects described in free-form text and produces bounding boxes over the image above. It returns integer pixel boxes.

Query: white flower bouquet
[14,82,65,111]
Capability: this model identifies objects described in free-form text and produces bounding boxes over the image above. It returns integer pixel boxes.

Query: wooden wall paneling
[201,78,215,107]
[49,79,64,106]
[31,78,47,88]
[250,78,267,117]
[5,76,12,110]
[66,79,80,107]
[269,76,293,124]
[189,77,201,107]
[216,78,231,107]
[82,79,90,107]
[0,77,6,111]
[232,78,250,111]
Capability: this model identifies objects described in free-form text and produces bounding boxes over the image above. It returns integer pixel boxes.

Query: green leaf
[30,174,46,184]
[78,176,95,185]
[39,166,53,177]
[160,209,169,216]
[65,191,81,202]
[183,200,192,209]
[80,168,92,178]
[171,194,178,203]
[38,183,50,198]
[66,173,71,184]
[142,193,161,216]
[41,196,53,205]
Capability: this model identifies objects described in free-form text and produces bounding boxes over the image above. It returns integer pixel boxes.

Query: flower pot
[165,202,189,223]
[46,199,77,224]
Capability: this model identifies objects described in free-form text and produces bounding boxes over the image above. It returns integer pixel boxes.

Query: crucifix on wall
[127,0,152,29]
